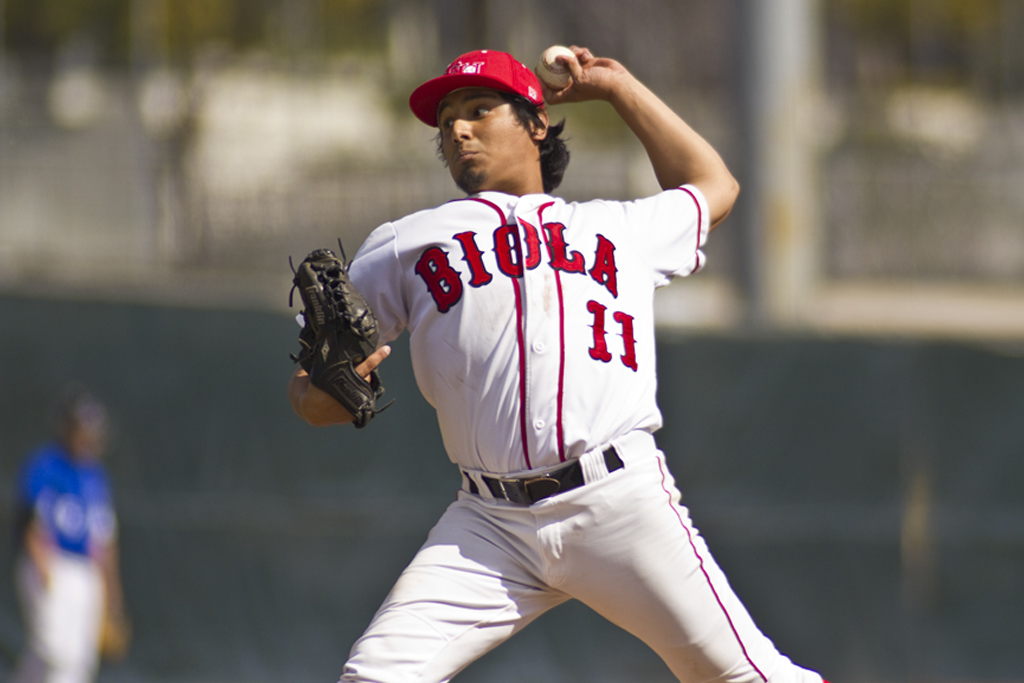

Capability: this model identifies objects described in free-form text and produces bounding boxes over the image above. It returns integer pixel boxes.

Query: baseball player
[11,389,127,683]
[289,46,828,683]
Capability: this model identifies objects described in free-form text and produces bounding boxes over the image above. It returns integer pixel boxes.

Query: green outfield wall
[1,295,1021,683]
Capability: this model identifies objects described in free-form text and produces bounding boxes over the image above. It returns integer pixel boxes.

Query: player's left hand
[290,345,391,427]
[289,247,394,428]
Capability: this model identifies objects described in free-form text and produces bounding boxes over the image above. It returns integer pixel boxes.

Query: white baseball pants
[341,433,824,683]
[11,551,104,683]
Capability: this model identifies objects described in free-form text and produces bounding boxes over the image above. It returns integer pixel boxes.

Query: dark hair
[502,92,570,194]
[56,387,108,435]
[434,92,571,194]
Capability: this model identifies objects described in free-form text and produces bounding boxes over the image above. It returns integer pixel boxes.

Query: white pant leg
[12,552,105,683]
[534,449,823,683]
[341,495,568,683]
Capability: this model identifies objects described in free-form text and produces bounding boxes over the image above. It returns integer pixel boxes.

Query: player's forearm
[24,521,53,582]
[288,370,356,426]
[97,540,125,612]
[608,75,739,227]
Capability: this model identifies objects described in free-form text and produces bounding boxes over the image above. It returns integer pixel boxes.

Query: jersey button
[533,419,545,430]
[532,341,546,353]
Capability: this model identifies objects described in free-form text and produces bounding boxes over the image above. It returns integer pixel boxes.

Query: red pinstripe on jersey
[554,266,567,462]
[465,197,533,468]
[511,271,531,467]
[535,201,567,462]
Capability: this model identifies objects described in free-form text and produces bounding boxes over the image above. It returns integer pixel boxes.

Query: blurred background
[1,0,1022,681]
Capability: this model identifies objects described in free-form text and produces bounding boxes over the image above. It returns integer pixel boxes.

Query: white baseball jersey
[341,186,827,683]
[349,186,708,475]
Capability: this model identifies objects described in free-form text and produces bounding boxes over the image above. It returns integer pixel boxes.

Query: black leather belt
[467,447,623,505]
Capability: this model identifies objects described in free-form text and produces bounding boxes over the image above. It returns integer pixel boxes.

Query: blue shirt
[16,443,117,557]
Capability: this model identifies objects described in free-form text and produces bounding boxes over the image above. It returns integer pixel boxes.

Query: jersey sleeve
[18,451,50,507]
[349,223,408,344]
[608,184,711,286]
[14,457,54,542]
[86,467,118,545]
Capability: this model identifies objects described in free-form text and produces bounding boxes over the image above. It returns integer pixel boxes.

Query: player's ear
[530,110,549,141]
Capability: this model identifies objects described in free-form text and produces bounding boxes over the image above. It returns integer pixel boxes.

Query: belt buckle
[494,478,526,505]
[523,475,561,502]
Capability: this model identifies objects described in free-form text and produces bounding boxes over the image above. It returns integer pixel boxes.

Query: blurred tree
[831,0,1000,40]
[320,0,389,55]
[827,0,1005,90]
[163,0,255,61]
[3,0,129,62]
[2,0,390,67]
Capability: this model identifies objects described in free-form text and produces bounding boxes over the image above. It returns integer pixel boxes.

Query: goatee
[456,167,487,195]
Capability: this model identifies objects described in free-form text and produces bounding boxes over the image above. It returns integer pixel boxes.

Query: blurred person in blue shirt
[11,388,127,683]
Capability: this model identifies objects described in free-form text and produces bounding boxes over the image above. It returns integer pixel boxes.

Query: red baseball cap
[409,49,544,127]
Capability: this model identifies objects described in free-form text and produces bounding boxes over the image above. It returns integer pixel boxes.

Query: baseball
[536,45,575,90]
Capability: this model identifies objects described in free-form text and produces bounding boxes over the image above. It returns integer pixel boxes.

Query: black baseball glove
[290,245,391,428]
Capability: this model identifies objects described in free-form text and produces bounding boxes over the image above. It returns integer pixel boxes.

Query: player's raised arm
[542,46,739,229]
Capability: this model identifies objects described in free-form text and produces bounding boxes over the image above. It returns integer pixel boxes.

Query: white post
[749,0,823,326]
[0,0,6,107]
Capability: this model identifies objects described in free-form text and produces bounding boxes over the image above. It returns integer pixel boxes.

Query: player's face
[437,88,547,196]
[65,423,108,462]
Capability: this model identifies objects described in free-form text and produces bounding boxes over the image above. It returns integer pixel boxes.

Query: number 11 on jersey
[586,300,638,371]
